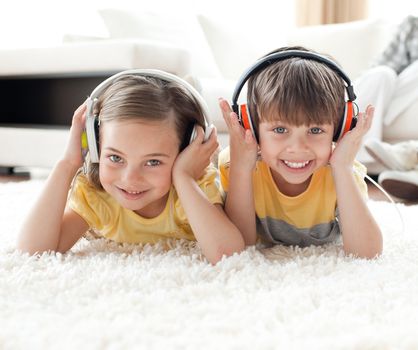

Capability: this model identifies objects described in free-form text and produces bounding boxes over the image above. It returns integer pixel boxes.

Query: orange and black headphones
[231,50,358,143]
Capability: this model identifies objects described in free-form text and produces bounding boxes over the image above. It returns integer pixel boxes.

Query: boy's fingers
[219,98,235,129]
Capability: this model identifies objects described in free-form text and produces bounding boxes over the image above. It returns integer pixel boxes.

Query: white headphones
[85,69,214,163]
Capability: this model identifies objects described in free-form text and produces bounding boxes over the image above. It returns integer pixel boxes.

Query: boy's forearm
[17,160,80,254]
[174,174,245,265]
[332,168,383,259]
[225,166,257,246]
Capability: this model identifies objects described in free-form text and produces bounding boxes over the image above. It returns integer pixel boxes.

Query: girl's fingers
[193,126,205,145]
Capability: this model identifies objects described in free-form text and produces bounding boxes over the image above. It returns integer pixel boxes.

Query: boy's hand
[62,102,87,170]
[219,98,258,172]
[329,104,374,170]
[172,126,218,182]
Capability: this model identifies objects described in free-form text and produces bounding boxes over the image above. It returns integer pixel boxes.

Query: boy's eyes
[309,127,324,134]
[273,127,287,134]
[272,126,324,134]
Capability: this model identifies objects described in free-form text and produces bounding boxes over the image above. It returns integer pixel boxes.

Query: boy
[218,47,382,259]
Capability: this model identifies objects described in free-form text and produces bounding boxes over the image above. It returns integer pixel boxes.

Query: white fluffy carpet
[1,180,418,350]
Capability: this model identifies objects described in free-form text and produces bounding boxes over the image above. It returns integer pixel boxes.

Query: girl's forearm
[17,160,80,254]
[225,166,257,246]
[332,168,383,258]
[174,175,245,265]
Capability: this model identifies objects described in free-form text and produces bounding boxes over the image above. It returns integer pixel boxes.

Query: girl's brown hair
[86,74,206,190]
[247,46,345,134]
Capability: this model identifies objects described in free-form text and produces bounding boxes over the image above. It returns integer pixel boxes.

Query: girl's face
[99,118,180,218]
[258,119,334,196]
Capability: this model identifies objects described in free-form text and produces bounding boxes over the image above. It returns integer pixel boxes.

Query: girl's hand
[219,98,258,172]
[172,125,218,182]
[329,104,374,170]
[62,102,87,170]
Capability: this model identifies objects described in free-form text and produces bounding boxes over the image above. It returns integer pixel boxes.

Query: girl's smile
[99,118,180,218]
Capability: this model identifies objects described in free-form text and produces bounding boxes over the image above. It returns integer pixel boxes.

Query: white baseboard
[0,127,69,168]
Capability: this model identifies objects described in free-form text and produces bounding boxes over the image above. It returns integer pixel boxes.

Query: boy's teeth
[284,160,310,168]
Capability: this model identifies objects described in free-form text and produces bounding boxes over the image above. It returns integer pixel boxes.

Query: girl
[17,70,244,265]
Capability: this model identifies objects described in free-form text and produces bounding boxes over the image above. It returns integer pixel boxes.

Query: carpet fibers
[1,180,418,349]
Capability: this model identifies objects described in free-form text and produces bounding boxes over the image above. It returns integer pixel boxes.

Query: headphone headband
[231,50,356,112]
[85,69,213,163]
[231,49,358,143]
[87,69,211,123]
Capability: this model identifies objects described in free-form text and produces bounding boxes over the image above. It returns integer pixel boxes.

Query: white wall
[368,0,418,24]
[0,0,295,49]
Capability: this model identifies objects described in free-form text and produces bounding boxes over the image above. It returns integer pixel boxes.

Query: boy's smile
[258,120,334,196]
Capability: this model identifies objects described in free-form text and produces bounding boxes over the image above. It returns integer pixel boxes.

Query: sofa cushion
[383,100,418,143]
[0,39,191,76]
[99,9,221,79]
[287,19,395,79]
[197,14,288,80]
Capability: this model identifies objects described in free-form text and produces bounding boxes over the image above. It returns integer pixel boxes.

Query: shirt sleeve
[217,147,231,193]
[68,174,110,230]
[197,164,224,205]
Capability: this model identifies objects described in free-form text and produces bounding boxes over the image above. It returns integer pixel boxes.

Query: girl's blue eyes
[109,155,122,163]
[108,156,160,166]
[146,159,161,167]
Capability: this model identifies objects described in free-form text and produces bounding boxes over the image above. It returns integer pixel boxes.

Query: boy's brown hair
[247,46,346,135]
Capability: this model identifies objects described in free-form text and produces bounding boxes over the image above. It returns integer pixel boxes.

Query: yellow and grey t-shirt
[69,166,223,244]
[218,148,368,247]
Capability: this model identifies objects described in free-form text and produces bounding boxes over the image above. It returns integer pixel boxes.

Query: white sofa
[0,9,416,172]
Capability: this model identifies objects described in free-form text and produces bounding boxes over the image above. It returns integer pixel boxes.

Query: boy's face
[258,119,334,193]
[98,119,180,218]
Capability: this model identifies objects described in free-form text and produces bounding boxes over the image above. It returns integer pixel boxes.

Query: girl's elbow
[209,241,245,265]
[16,243,44,256]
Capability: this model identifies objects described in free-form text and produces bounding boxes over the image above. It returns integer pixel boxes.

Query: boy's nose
[286,137,309,153]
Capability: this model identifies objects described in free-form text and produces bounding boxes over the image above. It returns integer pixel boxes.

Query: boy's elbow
[344,241,383,260]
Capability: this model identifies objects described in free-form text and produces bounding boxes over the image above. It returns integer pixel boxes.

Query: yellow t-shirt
[218,148,368,247]
[69,166,223,244]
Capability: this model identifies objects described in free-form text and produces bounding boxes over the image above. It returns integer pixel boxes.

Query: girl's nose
[122,166,143,183]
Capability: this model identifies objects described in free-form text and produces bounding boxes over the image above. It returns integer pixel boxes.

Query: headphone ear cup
[240,104,257,142]
[187,123,215,149]
[333,101,357,142]
[85,115,101,163]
